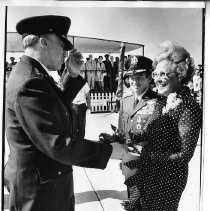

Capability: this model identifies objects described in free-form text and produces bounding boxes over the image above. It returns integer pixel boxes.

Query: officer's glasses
[152,71,176,79]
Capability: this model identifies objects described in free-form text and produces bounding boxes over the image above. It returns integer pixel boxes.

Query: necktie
[134,99,139,107]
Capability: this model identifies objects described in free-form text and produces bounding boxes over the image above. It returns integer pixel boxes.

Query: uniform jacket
[4,55,112,211]
[118,88,158,137]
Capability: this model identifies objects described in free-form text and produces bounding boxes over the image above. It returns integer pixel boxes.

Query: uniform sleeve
[14,78,112,169]
[61,73,86,102]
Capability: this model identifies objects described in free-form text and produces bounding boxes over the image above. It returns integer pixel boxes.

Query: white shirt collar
[39,61,50,75]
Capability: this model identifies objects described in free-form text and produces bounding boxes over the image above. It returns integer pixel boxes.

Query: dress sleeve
[169,102,202,163]
[150,102,202,164]
[124,101,202,187]
[125,101,202,169]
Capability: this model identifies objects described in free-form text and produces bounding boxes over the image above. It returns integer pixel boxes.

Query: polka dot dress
[123,86,202,211]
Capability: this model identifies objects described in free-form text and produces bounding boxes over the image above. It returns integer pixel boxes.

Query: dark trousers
[4,163,75,211]
[95,81,102,92]
[72,103,87,140]
[104,76,110,92]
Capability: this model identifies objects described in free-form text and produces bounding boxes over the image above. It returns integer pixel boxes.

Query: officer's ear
[39,37,48,49]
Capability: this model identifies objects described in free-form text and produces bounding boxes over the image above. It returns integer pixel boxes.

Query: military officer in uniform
[118,56,158,211]
[4,15,125,211]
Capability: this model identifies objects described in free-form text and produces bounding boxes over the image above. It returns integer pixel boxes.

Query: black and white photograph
[0,1,209,211]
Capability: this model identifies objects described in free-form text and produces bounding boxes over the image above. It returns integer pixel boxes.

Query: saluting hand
[66,49,84,77]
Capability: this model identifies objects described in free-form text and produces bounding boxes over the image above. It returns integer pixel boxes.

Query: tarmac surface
[4,112,202,211]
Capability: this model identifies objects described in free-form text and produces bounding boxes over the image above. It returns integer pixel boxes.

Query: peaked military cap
[125,55,153,75]
[16,15,73,51]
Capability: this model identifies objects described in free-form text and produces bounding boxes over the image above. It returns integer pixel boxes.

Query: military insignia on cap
[131,56,138,66]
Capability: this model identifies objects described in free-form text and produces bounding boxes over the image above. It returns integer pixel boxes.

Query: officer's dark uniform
[4,15,112,211]
[118,56,158,211]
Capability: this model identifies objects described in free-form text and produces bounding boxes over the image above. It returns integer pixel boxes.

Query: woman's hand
[121,162,137,179]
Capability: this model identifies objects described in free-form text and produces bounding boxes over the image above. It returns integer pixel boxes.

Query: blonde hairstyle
[67,48,84,68]
[153,40,195,85]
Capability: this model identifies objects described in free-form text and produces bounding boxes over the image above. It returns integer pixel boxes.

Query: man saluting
[4,15,125,211]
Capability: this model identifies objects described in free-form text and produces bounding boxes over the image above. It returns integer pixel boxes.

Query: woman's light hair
[22,35,40,49]
[153,40,195,84]
[67,49,84,68]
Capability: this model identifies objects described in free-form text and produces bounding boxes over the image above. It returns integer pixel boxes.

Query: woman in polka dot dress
[122,41,202,211]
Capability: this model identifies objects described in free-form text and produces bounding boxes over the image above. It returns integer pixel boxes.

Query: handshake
[99,124,129,145]
[99,132,127,145]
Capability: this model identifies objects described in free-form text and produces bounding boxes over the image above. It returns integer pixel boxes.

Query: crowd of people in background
[5,54,203,105]
[80,54,121,93]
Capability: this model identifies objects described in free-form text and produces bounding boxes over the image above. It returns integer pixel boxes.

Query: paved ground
[4,112,202,211]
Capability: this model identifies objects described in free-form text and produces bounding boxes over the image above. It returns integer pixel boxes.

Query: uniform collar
[24,53,50,75]
[135,88,148,101]
[38,61,50,75]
